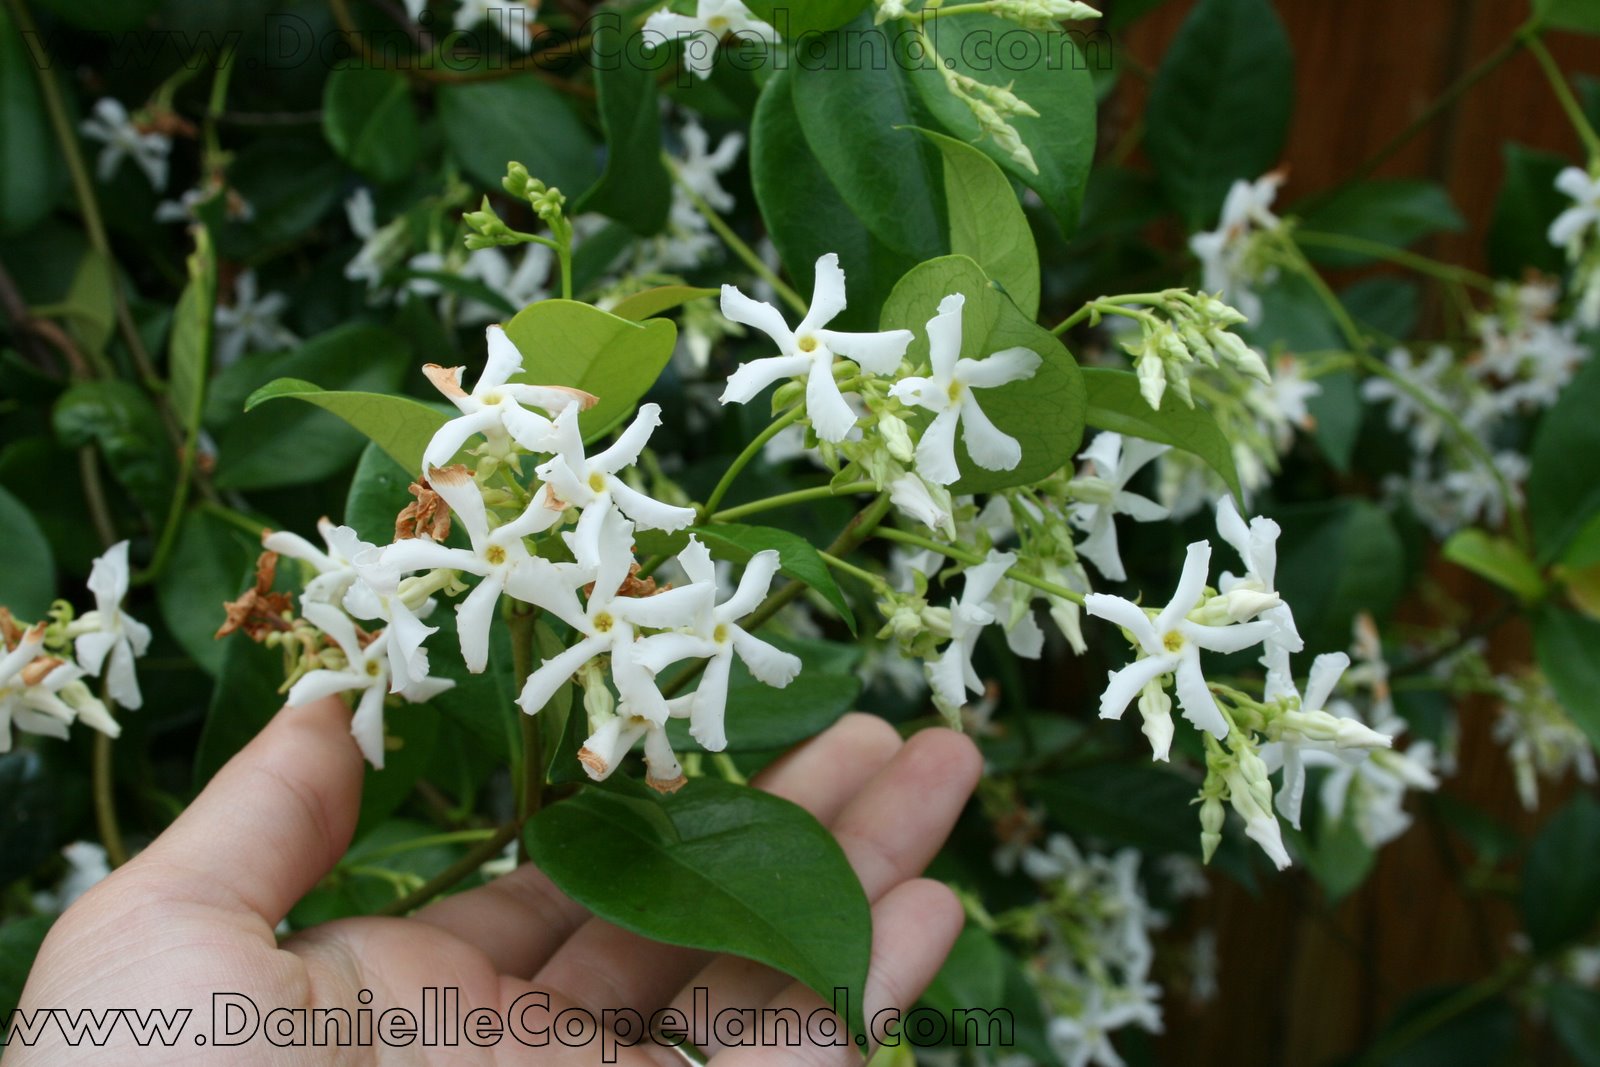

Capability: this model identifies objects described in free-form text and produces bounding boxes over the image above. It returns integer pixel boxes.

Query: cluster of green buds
[875,582,954,661]
[502,161,567,223]
[1002,0,1105,31]
[1112,291,1271,410]
[1199,730,1284,867]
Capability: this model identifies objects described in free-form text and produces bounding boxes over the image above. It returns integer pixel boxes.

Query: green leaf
[525,777,870,1038]
[913,127,1040,318]
[354,706,440,839]
[664,636,862,753]
[1275,500,1404,656]
[52,379,176,518]
[0,751,56,883]
[1367,986,1516,1067]
[1547,982,1600,1067]
[921,927,1060,1065]
[578,19,671,234]
[214,324,412,489]
[244,380,445,478]
[0,486,54,619]
[880,255,1085,493]
[1441,529,1546,602]
[0,916,52,1021]
[608,285,719,322]
[344,441,415,545]
[1297,802,1376,904]
[32,0,158,30]
[1081,366,1242,499]
[57,250,117,360]
[0,9,66,234]
[501,299,677,440]
[1304,368,1362,472]
[1488,144,1570,277]
[322,66,420,184]
[155,509,258,676]
[1145,0,1294,227]
[743,0,868,34]
[438,76,598,196]
[1534,606,1600,755]
[909,15,1097,235]
[793,21,945,260]
[1529,350,1600,564]
[168,226,216,436]
[1520,793,1600,951]
[1300,180,1464,267]
[1535,0,1600,34]
[194,631,284,788]
[752,66,914,331]
[694,523,856,634]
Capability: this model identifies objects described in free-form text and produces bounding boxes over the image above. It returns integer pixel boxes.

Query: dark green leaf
[156,509,259,677]
[1300,180,1463,267]
[52,379,175,518]
[694,523,856,633]
[1547,982,1600,1067]
[1489,144,1570,277]
[322,66,420,184]
[33,0,158,30]
[1520,792,1600,951]
[1297,802,1376,904]
[1082,366,1242,500]
[1367,986,1516,1067]
[663,636,861,753]
[1534,606,1600,755]
[1145,0,1294,227]
[0,752,55,883]
[344,441,414,545]
[1305,368,1362,472]
[578,19,671,233]
[880,255,1085,493]
[194,630,284,788]
[0,486,54,619]
[438,76,598,196]
[1275,499,1404,656]
[1529,356,1600,564]
[1535,0,1600,34]
[0,9,66,234]
[525,777,870,1038]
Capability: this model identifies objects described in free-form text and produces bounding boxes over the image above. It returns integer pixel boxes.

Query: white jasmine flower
[577,709,688,792]
[1085,541,1277,748]
[1248,353,1321,452]
[213,271,298,367]
[1212,496,1301,651]
[633,538,801,751]
[1188,171,1285,324]
[288,603,452,767]
[1304,699,1439,849]
[343,188,392,291]
[1441,451,1528,529]
[262,518,369,606]
[718,253,914,442]
[72,542,152,711]
[672,117,743,221]
[422,325,598,468]
[80,98,170,190]
[458,243,553,325]
[889,472,956,536]
[1492,671,1597,811]
[927,551,1016,724]
[1069,432,1170,582]
[889,293,1041,485]
[644,0,780,79]
[377,464,575,673]
[31,842,111,915]
[454,0,539,50]
[1549,166,1600,255]
[1047,982,1145,1067]
[342,562,443,695]
[536,402,698,566]
[1360,346,1451,455]
[0,625,82,752]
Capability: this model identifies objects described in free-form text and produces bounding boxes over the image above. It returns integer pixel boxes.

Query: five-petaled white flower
[536,402,698,568]
[889,294,1041,485]
[1213,495,1302,650]
[80,98,170,190]
[263,518,369,606]
[644,0,780,79]
[377,464,575,674]
[422,325,598,468]
[719,253,914,442]
[213,270,298,367]
[287,603,453,768]
[1188,170,1285,324]
[453,0,539,50]
[1070,432,1170,582]
[1085,540,1278,744]
[673,117,744,220]
[1549,166,1600,255]
[633,538,801,751]
[927,551,1017,722]
[0,626,81,752]
[72,541,153,711]
[578,709,689,792]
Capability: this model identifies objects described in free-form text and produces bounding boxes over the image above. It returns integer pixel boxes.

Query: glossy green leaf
[1534,606,1600,754]
[0,486,54,619]
[608,285,719,322]
[245,380,445,479]
[438,76,598,196]
[794,21,945,259]
[343,441,415,545]
[578,19,671,233]
[1081,366,1242,500]
[501,299,677,439]
[1547,982,1600,1067]
[1275,500,1404,656]
[322,66,420,184]
[525,777,871,1037]
[1520,793,1600,951]
[168,226,216,437]
[914,127,1040,318]
[1145,0,1294,227]
[155,509,259,676]
[752,66,914,331]
[664,636,861,753]
[52,379,175,518]
[0,9,65,234]
[694,523,856,633]
[880,255,1085,493]
[1441,529,1546,602]
[743,0,867,34]
[910,15,1096,235]
[1529,356,1600,564]
[1300,180,1464,267]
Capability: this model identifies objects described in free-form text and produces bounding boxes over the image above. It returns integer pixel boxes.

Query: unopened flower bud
[879,412,915,464]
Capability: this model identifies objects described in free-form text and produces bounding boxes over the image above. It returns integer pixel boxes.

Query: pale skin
[7,698,981,1065]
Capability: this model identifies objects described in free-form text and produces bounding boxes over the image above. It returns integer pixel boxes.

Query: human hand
[6,697,980,1064]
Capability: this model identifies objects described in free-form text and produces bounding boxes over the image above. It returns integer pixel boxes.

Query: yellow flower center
[595,611,614,633]
[946,380,965,403]
[1163,631,1184,653]
[365,660,382,677]
[707,14,730,30]
[589,472,608,493]
[713,622,729,644]
[797,335,818,353]
[485,545,507,566]
[481,390,503,406]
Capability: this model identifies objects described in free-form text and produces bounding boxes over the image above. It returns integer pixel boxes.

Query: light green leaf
[0,486,54,619]
[438,76,598,196]
[501,299,677,440]
[694,523,856,634]
[913,127,1040,318]
[880,255,1085,493]
[525,777,871,1039]
[244,380,444,478]
[322,66,420,184]
[909,14,1097,235]
[743,0,867,33]
[1441,529,1546,603]
[1081,366,1242,500]
[168,226,216,435]
[608,285,719,322]
[1529,357,1600,564]
[577,19,671,233]
[1145,0,1294,227]
[0,9,65,234]
[57,250,117,361]
[793,19,945,260]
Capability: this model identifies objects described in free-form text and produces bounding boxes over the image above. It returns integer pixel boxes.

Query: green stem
[77,448,118,547]
[374,821,522,916]
[509,608,542,830]
[711,481,877,523]
[198,501,268,537]
[703,406,805,518]
[873,526,1086,604]
[1292,230,1496,292]
[819,550,886,591]
[667,153,806,315]
[1523,31,1600,160]
[344,828,498,866]
[1051,295,1166,336]
[92,727,129,868]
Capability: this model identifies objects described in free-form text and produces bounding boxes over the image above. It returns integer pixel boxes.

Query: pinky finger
[711,879,964,1067]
